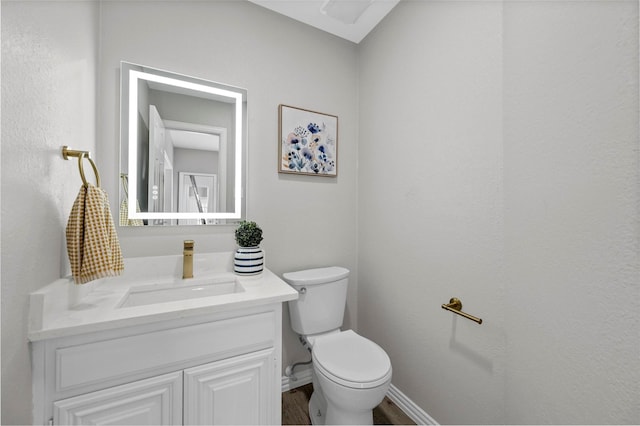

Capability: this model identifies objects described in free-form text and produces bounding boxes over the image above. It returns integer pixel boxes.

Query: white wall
[358,1,639,424]
[2,2,358,423]
[2,0,638,424]
[97,0,359,384]
[502,2,639,422]
[359,2,506,422]
[1,1,100,424]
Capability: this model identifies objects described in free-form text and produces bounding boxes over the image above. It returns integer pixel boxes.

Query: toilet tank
[283,267,349,335]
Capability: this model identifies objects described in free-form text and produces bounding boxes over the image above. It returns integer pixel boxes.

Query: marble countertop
[28,252,298,341]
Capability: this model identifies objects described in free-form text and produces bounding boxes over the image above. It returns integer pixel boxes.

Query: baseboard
[386,383,439,425]
[281,366,438,425]
[281,365,313,392]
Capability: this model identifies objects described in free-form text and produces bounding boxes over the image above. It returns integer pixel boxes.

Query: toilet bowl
[309,330,392,425]
[283,267,393,425]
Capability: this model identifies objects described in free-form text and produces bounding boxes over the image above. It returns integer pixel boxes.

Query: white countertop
[28,252,298,341]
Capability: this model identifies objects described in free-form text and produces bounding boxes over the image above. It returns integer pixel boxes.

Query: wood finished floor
[282,383,415,425]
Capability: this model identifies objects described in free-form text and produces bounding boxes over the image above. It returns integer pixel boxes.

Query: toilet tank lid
[283,267,349,286]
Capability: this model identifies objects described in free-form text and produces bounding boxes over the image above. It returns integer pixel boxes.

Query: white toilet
[283,267,392,425]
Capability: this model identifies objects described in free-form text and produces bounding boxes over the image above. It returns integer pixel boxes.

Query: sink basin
[119,278,245,308]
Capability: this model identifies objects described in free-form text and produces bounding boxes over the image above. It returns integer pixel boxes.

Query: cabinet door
[54,372,182,425]
[184,348,275,425]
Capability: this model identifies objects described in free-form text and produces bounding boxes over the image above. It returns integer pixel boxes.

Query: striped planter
[233,246,264,275]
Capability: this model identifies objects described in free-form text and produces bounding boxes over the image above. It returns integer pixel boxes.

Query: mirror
[120,61,246,226]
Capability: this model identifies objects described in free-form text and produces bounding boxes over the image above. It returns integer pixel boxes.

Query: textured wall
[2,1,358,423]
[97,0,359,381]
[3,1,638,424]
[358,0,639,424]
[502,2,639,422]
[1,1,99,424]
[358,2,506,423]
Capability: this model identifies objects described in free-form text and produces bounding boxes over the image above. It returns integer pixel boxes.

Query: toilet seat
[312,330,392,389]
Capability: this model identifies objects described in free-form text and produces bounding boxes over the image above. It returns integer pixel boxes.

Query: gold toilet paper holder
[441,297,483,325]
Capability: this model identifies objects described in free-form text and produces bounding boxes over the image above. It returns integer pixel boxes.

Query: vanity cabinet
[31,304,283,425]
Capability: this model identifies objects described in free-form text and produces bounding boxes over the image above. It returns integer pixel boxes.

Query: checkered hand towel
[66,184,124,284]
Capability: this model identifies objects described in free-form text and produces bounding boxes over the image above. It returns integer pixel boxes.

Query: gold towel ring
[62,146,101,187]
[78,152,100,187]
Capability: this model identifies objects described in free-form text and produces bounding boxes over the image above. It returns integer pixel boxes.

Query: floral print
[281,117,336,175]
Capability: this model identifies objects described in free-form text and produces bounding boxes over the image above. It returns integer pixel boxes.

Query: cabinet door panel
[54,372,182,425]
[184,349,274,425]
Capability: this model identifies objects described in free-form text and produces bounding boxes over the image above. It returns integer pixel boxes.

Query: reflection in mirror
[120,62,246,226]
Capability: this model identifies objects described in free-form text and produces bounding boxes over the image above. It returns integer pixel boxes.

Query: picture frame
[278,104,338,177]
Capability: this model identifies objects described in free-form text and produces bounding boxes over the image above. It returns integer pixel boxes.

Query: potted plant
[233,221,264,275]
[234,220,263,248]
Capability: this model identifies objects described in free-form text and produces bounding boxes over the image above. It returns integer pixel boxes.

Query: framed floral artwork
[278,104,338,177]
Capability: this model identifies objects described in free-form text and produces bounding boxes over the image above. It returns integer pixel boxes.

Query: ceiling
[248,0,400,44]
[169,129,220,152]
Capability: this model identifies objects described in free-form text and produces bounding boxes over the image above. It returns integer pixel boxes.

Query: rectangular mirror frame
[120,61,247,224]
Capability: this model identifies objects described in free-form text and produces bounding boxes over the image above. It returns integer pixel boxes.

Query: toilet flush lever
[441,297,483,324]
[298,287,307,294]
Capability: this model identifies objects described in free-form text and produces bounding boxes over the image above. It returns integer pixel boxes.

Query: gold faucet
[183,240,194,279]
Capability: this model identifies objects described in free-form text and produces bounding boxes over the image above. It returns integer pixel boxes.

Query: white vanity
[28,252,298,425]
